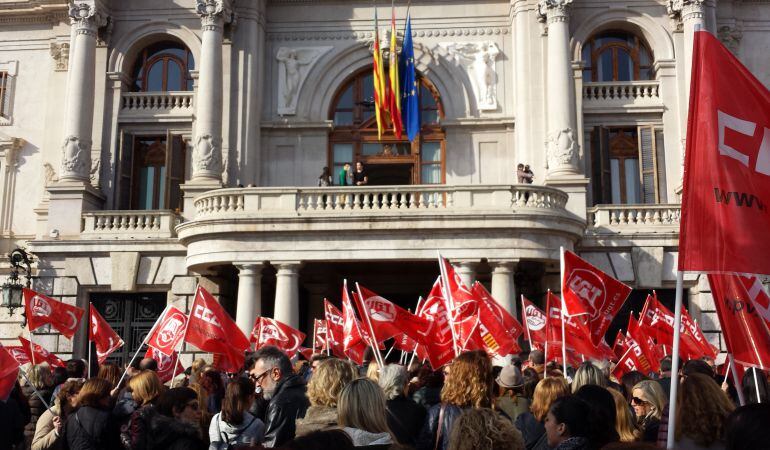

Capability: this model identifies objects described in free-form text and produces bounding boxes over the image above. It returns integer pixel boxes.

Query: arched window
[582,30,653,82]
[130,41,195,92]
[329,69,444,185]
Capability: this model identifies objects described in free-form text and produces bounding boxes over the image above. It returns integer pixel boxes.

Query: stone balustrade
[81,210,178,239]
[587,204,681,229]
[120,92,194,116]
[582,81,662,112]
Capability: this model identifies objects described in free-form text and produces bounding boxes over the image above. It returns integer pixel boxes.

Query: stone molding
[667,0,705,22]
[266,27,509,42]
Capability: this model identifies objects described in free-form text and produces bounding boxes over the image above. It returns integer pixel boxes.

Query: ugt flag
[24,288,84,338]
[147,306,188,357]
[679,30,770,274]
[89,305,124,364]
[251,316,306,354]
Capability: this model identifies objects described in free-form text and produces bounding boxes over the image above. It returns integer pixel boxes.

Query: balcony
[81,210,178,240]
[119,92,194,122]
[582,81,663,114]
[177,184,586,269]
[584,204,680,247]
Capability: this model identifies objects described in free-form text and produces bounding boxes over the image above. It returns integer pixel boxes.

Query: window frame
[130,41,194,93]
[583,31,654,82]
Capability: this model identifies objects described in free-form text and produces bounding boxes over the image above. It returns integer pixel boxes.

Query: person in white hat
[495,363,531,422]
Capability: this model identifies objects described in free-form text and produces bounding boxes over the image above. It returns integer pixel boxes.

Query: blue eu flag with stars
[400,14,420,142]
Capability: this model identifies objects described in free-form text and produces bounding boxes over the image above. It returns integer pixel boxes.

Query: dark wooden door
[90,292,167,366]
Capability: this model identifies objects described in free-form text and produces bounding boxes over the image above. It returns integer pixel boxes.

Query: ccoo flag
[679,30,770,274]
[399,12,420,142]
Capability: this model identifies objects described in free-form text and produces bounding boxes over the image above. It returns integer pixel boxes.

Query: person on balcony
[338,163,351,186]
[318,167,332,187]
[353,161,368,186]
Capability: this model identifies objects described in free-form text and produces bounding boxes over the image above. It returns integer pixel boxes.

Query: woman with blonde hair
[513,376,570,450]
[296,358,358,436]
[338,378,403,449]
[23,364,53,448]
[447,408,525,450]
[571,361,607,393]
[631,380,667,443]
[675,373,735,449]
[417,350,494,450]
[121,370,165,449]
[608,388,639,442]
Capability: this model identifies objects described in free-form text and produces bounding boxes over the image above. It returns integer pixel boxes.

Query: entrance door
[366,163,413,186]
[90,292,167,366]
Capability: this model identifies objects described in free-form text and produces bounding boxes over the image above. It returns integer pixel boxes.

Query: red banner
[147,306,188,357]
[708,273,770,370]
[0,346,19,401]
[627,315,661,374]
[640,293,715,360]
[145,347,182,383]
[89,305,124,364]
[472,282,523,356]
[612,330,627,360]
[612,345,649,381]
[415,279,456,369]
[562,251,631,345]
[679,31,770,274]
[184,286,250,373]
[18,336,64,368]
[740,275,770,329]
[323,299,347,358]
[545,292,613,362]
[356,284,432,346]
[313,319,328,352]
[24,288,84,338]
[5,346,29,366]
[251,316,306,354]
[342,283,369,365]
[521,296,547,349]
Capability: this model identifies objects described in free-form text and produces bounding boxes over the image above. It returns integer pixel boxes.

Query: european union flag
[400,14,420,142]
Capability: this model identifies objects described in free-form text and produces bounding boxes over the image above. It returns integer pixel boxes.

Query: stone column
[235,263,262,336]
[668,1,706,104]
[491,261,518,317]
[539,0,579,179]
[60,2,107,182]
[274,262,301,329]
[455,261,477,288]
[192,0,231,182]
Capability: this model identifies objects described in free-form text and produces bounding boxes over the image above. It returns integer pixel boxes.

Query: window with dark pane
[0,71,8,118]
[582,30,653,82]
[130,41,195,92]
[117,133,186,211]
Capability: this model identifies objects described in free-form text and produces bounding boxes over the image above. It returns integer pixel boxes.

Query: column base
[545,175,590,220]
[47,181,105,237]
[181,180,224,221]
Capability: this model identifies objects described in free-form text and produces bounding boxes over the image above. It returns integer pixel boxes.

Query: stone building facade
[0,0,760,366]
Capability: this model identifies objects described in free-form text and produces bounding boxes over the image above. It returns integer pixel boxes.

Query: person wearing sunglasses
[631,380,668,443]
[150,387,206,450]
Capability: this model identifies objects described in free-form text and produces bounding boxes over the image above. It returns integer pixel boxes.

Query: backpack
[218,415,257,450]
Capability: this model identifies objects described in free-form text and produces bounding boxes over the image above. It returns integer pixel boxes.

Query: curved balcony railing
[587,204,681,229]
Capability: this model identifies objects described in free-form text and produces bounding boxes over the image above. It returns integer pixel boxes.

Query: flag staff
[353,281,384,369]
[117,304,170,389]
[666,270,685,449]
[559,246,568,377]
[729,354,746,406]
[437,253,461,356]
[753,367,762,403]
[407,296,424,369]
[87,303,92,378]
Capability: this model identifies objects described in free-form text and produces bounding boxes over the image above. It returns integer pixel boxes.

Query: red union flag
[640,293,716,360]
[323,299,347,358]
[185,286,250,372]
[708,273,770,369]
[19,336,65,368]
[562,251,631,345]
[251,316,306,354]
[24,288,85,338]
[740,275,770,329]
[0,346,19,401]
[356,284,432,346]
[313,319,328,351]
[342,283,369,365]
[612,345,648,381]
[471,282,523,356]
[89,306,124,364]
[679,31,770,274]
[545,292,613,362]
[147,306,188,356]
[521,296,547,349]
[416,279,456,369]
[611,330,627,360]
[5,346,29,365]
[627,315,661,373]
[145,347,182,383]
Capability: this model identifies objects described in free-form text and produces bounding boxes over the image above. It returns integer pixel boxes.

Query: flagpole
[753,367,762,403]
[722,358,731,385]
[521,295,533,345]
[312,320,317,356]
[87,303,92,378]
[117,304,169,389]
[666,270,685,450]
[354,281,384,369]
[407,296,424,369]
[559,246,568,376]
[28,328,36,366]
[437,253,461,356]
[730,354,746,406]
[19,367,52,413]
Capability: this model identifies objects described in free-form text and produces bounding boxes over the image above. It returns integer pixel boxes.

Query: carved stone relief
[718,25,743,55]
[43,163,58,187]
[193,134,222,175]
[276,46,332,116]
[49,42,70,71]
[60,135,91,179]
[439,41,501,111]
[546,128,579,171]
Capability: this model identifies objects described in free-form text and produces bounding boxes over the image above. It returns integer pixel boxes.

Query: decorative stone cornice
[667,0,705,23]
[69,1,108,37]
[537,0,572,24]
[196,0,233,31]
[267,27,509,42]
[0,0,67,25]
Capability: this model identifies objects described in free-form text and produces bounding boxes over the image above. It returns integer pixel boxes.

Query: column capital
[69,2,108,37]
[196,0,234,31]
[236,263,263,276]
[490,261,518,274]
[537,0,572,24]
[667,0,705,23]
[273,261,303,273]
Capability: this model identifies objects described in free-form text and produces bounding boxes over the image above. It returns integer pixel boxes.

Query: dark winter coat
[148,412,205,450]
[262,375,310,448]
[65,406,110,450]
[386,395,426,447]
[23,386,53,448]
[0,391,27,450]
[295,405,338,437]
[514,411,549,450]
[416,403,463,450]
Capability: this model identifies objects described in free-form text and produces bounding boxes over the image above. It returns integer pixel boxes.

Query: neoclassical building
[0,0,757,365]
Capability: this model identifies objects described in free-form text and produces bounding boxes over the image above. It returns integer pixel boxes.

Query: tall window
[591,126,667,205]
[0,71,9,118]
[329,69,444,185]
[130,41,195,92]
[582,31,653,82]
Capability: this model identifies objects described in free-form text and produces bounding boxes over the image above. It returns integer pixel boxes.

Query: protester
[249,345,309,447]
[189,359,208,385]
[366,361,380,383]
[32,379,84,450]
[121,369,165,449]
[418,351,494,450]
[544,396,593,450]
[152,387,206,450]
[682,359,715,380]
[741,368,769,404]
[528,350,546,379]
[139,357,159,372]
[411,367,443,410]
[23,364,54,448]
[309,354,330,372]
[188,379,214,433]
[281,429,356,450]
[338,378,402,449]
[574,384,620,448]
[674,373,734,450]
[571,362,607,393]
[200,370,225,414]
[447,407,525,450]
[379,364,426,446]
[65,378,112,450]
[296,358,357,436]
[0,382,28,450]
[318,167,332,187]
[608,387,639,442]
[620,372,649,403]
[97,362,122,390]
[209,377,265,449]
[657,357,680,399]
[494,362,530,422]
[51,359,86,399]
[724,403,770,450]
[514,376,569,450]
[631,380,667,443]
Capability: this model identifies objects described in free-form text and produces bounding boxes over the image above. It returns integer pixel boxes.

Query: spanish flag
[372,8,386,138]
[388,5,403,139]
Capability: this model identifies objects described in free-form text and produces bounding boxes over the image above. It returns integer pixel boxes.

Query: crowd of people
[1,346,769,450]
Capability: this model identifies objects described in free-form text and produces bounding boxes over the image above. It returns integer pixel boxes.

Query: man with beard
[248,346,309,447]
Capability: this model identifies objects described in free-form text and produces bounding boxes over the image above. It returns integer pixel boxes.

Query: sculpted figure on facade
[546,128,579,173]
[49,42,69,71]
[276,47,332,116]
[61,135,90,178]
[43,163,58,187]
[194,134,222,175]
[439,41,501,111]
[718,24,743,55]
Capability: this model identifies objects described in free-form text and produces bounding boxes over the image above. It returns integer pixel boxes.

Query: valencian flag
[387,4,403,138]
[24,288,84,339]
[372,7,387,138]
[679,30,770,274]
[708,273,770,369]
[399,12,420,142]
[89,305,124,364]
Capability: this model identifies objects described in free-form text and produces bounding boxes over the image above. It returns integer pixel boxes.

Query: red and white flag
[356,284,433,346]
[562,251,631,345]
[251,316,306,354]
[708,273,770,370]
[679,31,770,274]
[545,292,614,362]
[24,288,84,339]
[147,306,188,357]
[89,305,124,364]
[521,296,547,350]
[627,315,661,374]
[612,345,649,381]
[0,345,20,401]
[185,286,250,373]
[415,279,456,369]
[739,275,770,329]
[323,299,347,358]
[5,346,29,366]
[611,330,627,360]
[640,293,716,360]
[472,282,524,356]
[18,336,65,368]
[145,347,182,383]
[342,282,369,365]
[312,319,328,352]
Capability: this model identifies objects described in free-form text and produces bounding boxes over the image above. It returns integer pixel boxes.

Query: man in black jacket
[249,346,309,448]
